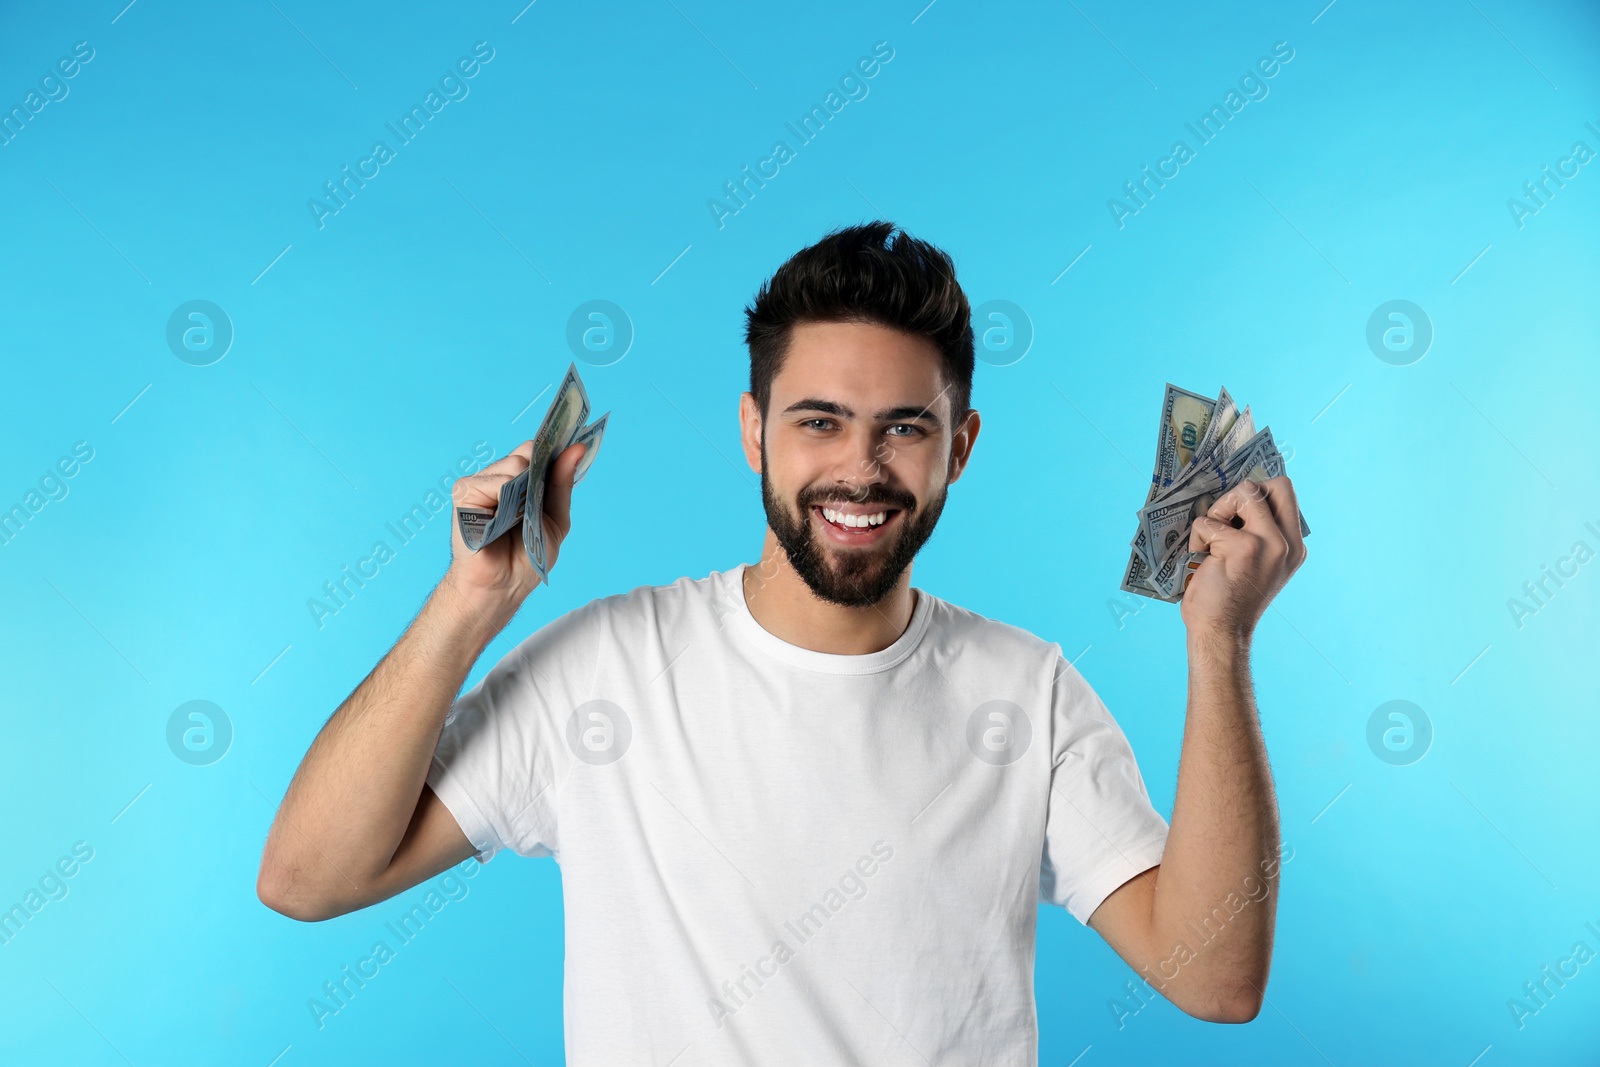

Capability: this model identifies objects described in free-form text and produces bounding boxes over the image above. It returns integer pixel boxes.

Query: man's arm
[1088,474,1307,1022]
[255,439,587,922]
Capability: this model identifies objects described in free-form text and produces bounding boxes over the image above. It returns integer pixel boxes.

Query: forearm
[1145,631,1280,1012]
[261,574,504,903]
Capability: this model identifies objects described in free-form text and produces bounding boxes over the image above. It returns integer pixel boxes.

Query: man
[258,222,1306,1064]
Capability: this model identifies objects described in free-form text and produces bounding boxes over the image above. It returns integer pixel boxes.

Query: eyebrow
[781,398,943,428]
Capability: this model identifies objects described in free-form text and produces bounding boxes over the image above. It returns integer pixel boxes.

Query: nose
[826,425,890,500]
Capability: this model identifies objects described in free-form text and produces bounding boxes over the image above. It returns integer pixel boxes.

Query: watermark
[1365,299,1432,366]
[306,859,482,1029]
[1110,842,1293,1028]
[1107,591,1148,630]
[707,41,895,230]
[1366,699,1432,766]
[1506,520,1599,630]
[166,300,234,366]
[972,300,1033,367]
[0,41,95,149]
[966,700,1031,765]
[166,700,233,766]
[308,42,496,230]
[565,699,632,765]
[307,441,495,629]
[566,300,633,366]
[0,440,95,548]
[0,841,95,947]
[706,840,893,1028]
[1506,120,1599,230]
[1107,41,1295,230]
[1507,920,1600,1030]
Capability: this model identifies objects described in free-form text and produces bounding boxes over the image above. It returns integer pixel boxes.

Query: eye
[801,418,834,431]
[885,424,924,437]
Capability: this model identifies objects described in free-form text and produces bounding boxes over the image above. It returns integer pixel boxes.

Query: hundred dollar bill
[1178,386,1236,486]
[456,462,529,552]
[1137,405,1257,568]
[1120,384,1308,603]
[1150,384,1217,497]
[455,362,609,581]
[522,365,594,581]
[1121,385,1218,597]
[1146,428,1286,598]
[570,412,608,485]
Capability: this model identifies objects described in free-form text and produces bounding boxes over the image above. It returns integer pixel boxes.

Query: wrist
[430,569,520,654]
[1186,624,1252,671]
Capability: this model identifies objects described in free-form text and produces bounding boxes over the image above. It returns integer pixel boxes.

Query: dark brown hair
[743,221,974,423]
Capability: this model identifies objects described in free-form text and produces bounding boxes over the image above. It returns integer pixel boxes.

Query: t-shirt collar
[720,563,933,675]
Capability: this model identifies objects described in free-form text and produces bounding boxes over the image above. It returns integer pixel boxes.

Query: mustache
[797,483,917,512]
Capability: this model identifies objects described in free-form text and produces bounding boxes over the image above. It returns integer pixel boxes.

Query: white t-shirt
[427,564,1168,1066]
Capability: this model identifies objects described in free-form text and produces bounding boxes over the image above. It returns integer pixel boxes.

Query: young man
[258,222,1306,1064]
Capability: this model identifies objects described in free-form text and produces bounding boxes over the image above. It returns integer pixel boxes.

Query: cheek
[886,444,946,493]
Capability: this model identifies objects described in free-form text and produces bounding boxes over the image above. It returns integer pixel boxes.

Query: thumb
[542,441,586,536]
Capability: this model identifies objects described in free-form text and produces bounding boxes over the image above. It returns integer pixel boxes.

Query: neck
[742,529,917,655]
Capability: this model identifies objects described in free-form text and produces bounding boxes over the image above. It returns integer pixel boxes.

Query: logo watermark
[166,700,232,766]
[307,441,495,629]
[1107,41,1295,230]
[1365,699,1432,766]
[706,840,893,1028]
[0,841,95,948]
[966,700,1031,765]
[1507,520,1599,630]
[707,41,895,230]
[0,440,95,548]
[308,42,496,230]
[972,300,1033,367]
[166,300,233,366]
[566,300,633,366]
[1365,300,1432,366]
[305,859,483,1029]
[565,699,632,765]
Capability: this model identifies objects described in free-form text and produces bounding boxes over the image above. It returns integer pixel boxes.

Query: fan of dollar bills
[455,363,608,582]
[1121,384,1308,602]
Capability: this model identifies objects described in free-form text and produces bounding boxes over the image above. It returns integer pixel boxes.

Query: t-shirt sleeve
[425,599,601,864]
[1039,654,1170,924]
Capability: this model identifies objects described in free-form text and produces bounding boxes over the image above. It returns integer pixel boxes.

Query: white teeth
[820,508,888,528]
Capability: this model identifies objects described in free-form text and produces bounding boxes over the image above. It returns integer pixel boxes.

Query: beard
[759,443,949,608]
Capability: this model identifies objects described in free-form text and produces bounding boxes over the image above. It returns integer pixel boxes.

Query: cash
[455,363,608,582]
[1121,384,1308,602]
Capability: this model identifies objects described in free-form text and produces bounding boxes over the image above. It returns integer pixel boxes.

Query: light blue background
[2,0,1597,1063]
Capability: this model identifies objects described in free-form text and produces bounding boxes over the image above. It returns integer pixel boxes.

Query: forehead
[772,320,950,414]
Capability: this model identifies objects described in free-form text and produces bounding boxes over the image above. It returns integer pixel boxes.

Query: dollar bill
[456,464,529,552]
[1150,384,1218,498]
[1145,428,1286,598]
[1178,386,1237,486]
[455,362,609,582]
[1120,384,1307,603]
[1121,385,1218,597]
[570,412,608,485]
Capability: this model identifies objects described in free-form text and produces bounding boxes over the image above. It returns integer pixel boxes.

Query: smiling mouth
[811,504,901,542]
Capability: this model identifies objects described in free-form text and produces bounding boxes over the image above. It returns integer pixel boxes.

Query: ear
[739,391,764,474]
[946,408,981,485]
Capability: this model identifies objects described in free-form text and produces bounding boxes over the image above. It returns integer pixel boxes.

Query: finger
[1257,475,1307,563]
[541,441,587,536]
[451,441,535,510]
[1207,478,1279,539]
[1189,515,1244,555]
[478,439,533,475]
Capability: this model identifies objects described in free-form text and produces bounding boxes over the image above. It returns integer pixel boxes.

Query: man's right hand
[444,438,588,630]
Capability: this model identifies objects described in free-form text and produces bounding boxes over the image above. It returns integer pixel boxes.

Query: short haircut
[743,221,975,424]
